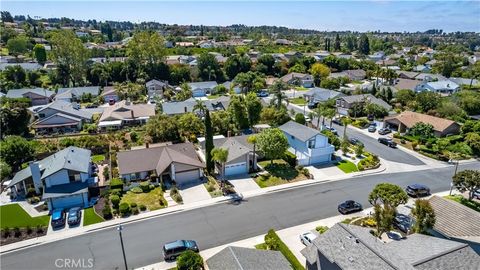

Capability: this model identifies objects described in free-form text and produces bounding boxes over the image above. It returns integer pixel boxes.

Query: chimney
[29,162,42,193]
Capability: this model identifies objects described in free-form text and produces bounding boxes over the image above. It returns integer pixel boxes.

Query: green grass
[207,94,222,99]
[289,97,306,105]
[255,243,268,250]
[294,86,309,91]
[445,195,480,212]
[121,187,167,211]
[0,204,50,229]
[336,160,358,173]
[91,154,106,164]
[341,216,360,224]
[265,229,305,270]
[258,160,299,180]
[255,175,289,188]
[83,207,104,226]
[0,48,8,56]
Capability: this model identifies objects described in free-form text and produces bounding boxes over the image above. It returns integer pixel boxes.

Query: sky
[2,1,480,32]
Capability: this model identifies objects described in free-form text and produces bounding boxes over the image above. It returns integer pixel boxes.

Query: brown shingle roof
[393,78,420,91]
[428,196,480,242]
[384,111,458,133]
[117,142,204,175]
[99,100,155,122]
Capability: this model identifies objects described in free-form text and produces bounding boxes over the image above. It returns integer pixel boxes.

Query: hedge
[283,151,297,167]
[110,178,124,190]
[265,229,305,270]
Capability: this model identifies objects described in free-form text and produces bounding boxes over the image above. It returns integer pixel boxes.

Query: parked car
[338,200,363,214]
[51,209,66,228]
[378,128,392,135]
[349,137,362,145]
[331,118,343,126]
[322,125,338,135]
[474,189,480,199]
[368,125,376,132]
[85,104,98,108]
[163,240,199,261]
[307,101,319,109]
[67,207,82,226]
[300,232,317,245]
[367,114,374,121]
[406,184,430,197]
[378,137,397,148]
[256,91,269,97]
[393,214,412,233]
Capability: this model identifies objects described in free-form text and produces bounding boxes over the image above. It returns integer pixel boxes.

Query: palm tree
[325,108,336,127]
[341,117,352,139]
[211,147,229,181]
[313,105,325,129]
[269,80,288,109]
[247,135,258,171]
[193,100,207,115]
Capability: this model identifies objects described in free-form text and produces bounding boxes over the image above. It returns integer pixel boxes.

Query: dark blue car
[51,209,66,228]
[256,91,269,97]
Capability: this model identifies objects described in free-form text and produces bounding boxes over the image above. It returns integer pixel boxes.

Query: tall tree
[0,97,31,138]
[245,92,262,127]
[7,35,29,58]
[126,31,166,66]
[211,147,229,181]
[334,33,341,51]
[310,63,330,86]
[257,128,289,165]
[358,34,370,55]
[224,54,252,79]
[247,135,258,171]
[269,80,288,109]
[228,95,249,130]
[197,53,223,81]
[257,54,275,75]
[368,183,408,237]
[411,199,436,234]
[452,170,480,200]
[33,44,47,65]
[233,71,265,94]
[204,110,215,174]
[0,135,35,170]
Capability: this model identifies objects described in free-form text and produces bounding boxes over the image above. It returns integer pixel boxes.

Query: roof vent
[71,149,74,152]
[67,160,71,163]
[355,238,360,243]
[348,257,354,262]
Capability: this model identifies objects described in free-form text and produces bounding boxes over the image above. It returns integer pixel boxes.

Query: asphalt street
[1,162,478,270]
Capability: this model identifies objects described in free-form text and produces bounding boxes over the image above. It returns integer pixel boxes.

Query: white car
[300,232,317,245]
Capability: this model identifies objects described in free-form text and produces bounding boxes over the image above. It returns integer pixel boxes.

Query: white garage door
[175,169,200,185]
[225,162,248,176]
[51,194,84,210]
[310,154,331,165]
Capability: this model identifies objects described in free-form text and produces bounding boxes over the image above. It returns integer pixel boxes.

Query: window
[68,172,81,182]
[308,139,316,149]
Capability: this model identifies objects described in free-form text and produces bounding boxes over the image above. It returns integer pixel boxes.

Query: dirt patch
[1,227,47,246]
[94,197,107,218]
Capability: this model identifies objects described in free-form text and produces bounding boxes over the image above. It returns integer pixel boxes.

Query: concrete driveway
[227,175,261,193]
[307,163,345,180]
[179,182,212,204]
[47,209,84,235]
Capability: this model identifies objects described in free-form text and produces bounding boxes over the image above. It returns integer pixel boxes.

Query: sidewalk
[137,190,458,270]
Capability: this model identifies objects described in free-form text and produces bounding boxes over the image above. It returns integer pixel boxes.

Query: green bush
[130,187,143,193]
[176,250,204,270]
[102,204,112,219]
[283,151,297,167]
[26,187,37,198]
[315,226,329,234]
[139,181,151,193]
[110,178,124,190]
[206,183,215,192]
[110,188,122,197]
[139,204,147,211]
[119,202,131,217]
[132,207,139,215]
[110,195,120,208]
[264,229,304,270]
[130,202,137,208]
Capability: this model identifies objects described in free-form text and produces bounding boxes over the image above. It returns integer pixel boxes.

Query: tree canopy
[257,128,289,164]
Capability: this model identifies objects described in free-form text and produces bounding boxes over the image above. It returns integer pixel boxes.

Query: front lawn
[0,204,50,229]
[445,195,480,212]
[256,159,307,188]
[83,207,104,226]
[289,97,306,105]
[121,187,167,211]
[336,160,358,173]
[91,154,106,164]
[207,94,223,99]
[294,86,309,91]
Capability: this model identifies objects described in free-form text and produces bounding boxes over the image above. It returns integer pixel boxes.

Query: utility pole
[449,159,459,196]
[117,225,128,270]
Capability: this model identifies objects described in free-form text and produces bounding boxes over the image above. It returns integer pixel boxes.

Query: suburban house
[162,96,230,116]
[414,73,447,82]
[100,86,120,103]
[6,88,55,106]
[392,78,421,92]
[301,223,480,270]
[303,88,344,103]
[222,81,241,94]
[414,64,431,72]
[206,246,291,270]
[384,111,460,137]
[449,77,479,87]
[55,86,100,102]
[30,100,93,134]
[280,72,314,88]
[329,69,367,81]
[98,100,155,130]
[396,71,419,80]
[7,147,96,211]
[0,63,43,72]
[428,196,480,253]
[335,94,392,116]
[187,81,218,97]
[117,142,205,185]
[200,135,257,176]
[415,80,460,95]
[279,121,334,166]
[146,79,169,100]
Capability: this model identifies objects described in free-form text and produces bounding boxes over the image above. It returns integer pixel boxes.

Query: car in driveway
[322,125,338,135]
[307,101,319,109]
[331,118,343,126]
[474,189,480,199]
[378,137,397,148]
[67,207,82,226]
[368,125,376,132]
[300,232,317,245]
[257,91,269,97]
[406,184,430,197]
[51,209,66,228]
[349,137,363,145]
[163,240,199,261]
[338,200,363,214]
[378,128,392,135]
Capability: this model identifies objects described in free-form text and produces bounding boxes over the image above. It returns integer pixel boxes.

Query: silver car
[300,232,317,245]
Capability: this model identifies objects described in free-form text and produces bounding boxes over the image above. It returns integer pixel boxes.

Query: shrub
[119,202,131,217]
[411,141,418,149]
[206,183,215,192]
[102,204,113,219]
[172,193,183,203]
[130,202,137,208]
[110,188,122,196]
[264,229,304,270]
[283,151,297,167]
[13,227,21,238]
[110,178,124,190]
[110,195,120,208]
[26,225,33,235]
[315,226,329,234]
[132,207,139,215]
[26,187,37,198]
[139,181,151,192]
[139,204,147,211]
[35,225,44,234]
[2,227,10,238]
[100,189,110,198]
[176,250,204,270]
[130,187,143,194]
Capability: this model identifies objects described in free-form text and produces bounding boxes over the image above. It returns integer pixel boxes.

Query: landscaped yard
[204,176,223,198]
[91,154,106,164]
[289,97,306,105]
[294,86,309,91]
[0,204,50,229]
[83,207,104,226]
[121,187,167,211]
[256,159,307,188]
[207,94,223,99]
[336,160,358,173]
[445,195,480,212]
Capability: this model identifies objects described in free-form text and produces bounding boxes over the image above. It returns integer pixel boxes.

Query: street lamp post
[117,225,128,270]
[449,159,459,196]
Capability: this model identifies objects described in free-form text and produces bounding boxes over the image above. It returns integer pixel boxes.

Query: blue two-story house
[7,147,96,211]
[279,121,334,166]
